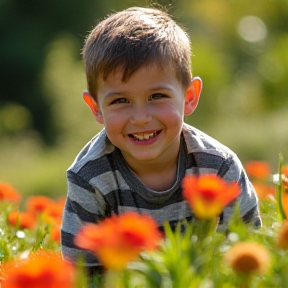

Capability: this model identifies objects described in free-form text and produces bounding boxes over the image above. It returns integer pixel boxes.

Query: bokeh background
[1,0,287,198]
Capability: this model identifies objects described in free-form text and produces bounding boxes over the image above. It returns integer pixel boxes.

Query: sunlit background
[0,0,287,197]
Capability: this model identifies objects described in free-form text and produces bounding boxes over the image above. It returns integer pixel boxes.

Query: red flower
[182,174,240,219]
[0,182,21,203]
[8,211,36,229]
[1,250,75,288]
[74,212,162,270]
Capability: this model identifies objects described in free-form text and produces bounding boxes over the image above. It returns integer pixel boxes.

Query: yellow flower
[225,242,270,275]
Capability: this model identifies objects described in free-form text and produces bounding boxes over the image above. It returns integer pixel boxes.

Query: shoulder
[67,129,123,198]
[182,123,236,159]
[68,128,115,175]
[182,123,245,180]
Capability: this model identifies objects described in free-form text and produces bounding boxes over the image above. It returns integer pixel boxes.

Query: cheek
[158,104,184,123]
[103,112,127,132]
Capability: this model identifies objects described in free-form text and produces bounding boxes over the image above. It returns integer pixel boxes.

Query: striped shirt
[61,123,261,267]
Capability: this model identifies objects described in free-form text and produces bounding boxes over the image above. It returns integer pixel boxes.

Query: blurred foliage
[0,0,146,143]
[0,0,288,196]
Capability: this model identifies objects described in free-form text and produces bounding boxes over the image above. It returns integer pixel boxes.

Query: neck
[122,146,180,192]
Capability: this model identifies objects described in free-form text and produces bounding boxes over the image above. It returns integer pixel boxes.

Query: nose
[130,104,152,125]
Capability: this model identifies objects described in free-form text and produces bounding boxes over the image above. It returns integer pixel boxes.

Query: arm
[61,170,110,270]
[218,154,262,229]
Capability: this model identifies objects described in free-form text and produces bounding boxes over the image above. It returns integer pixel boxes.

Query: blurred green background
[1,0,287,198]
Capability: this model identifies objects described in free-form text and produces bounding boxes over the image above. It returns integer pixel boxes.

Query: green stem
[239,274,251,288]
[193,217,218,240]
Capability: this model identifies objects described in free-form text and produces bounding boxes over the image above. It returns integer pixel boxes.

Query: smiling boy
[88,64,198,191]
[61,6,261,271]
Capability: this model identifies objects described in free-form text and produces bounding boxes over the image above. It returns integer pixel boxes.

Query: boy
[61,6,261,271]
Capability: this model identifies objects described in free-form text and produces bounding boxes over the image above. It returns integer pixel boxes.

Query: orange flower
[225,242,270,275]
[282,165,288,177]
[50,225,61,243]
[8,211,36,229]
[281,176,288,219]
[244,161,271,179]
[25,196,55,215]
[1,250,75,288]
[43,201,64,219]
[276,220,288,249]
[74,212,162,270]
[251,181,275,201]
[182,174,240,219]
[56,196,66,208]
[45,217,62,243]
[0,182,21,203]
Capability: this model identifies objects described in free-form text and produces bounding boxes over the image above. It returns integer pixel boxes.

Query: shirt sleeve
[218,154,262,230]
[61,170,109,267]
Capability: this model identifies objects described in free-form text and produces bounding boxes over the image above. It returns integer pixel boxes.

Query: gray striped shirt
[61,123,261,267]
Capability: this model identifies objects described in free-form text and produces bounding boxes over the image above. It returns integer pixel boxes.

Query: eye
[110,98,129,104]
[148,93,167,101]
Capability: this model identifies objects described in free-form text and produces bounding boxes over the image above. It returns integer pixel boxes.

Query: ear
[83,91,104,124]
[184,76,202,116]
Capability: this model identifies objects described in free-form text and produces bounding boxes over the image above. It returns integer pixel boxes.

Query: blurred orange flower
[1,250,75,288]
[281,176,288,219]
[74,212,162,270]
[43,201,64,219]
[0,182,21,203]
[225,242,270,275]
[182,174,240,219]
[45,217,62,243]
[25,196,55,215]
[276,220,288,249]
[244,161,272,179]
[282,165,288,177]
[8,211,36,229]
[251,181,275,201]
[56,196,66,208]
[50,225,61,243]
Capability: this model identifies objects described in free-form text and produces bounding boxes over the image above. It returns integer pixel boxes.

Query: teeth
[132,132,156,141]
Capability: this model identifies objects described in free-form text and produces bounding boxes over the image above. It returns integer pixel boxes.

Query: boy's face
[85,64,200,167]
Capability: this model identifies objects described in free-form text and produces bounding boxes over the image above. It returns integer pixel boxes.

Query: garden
[0,156,288,287]
[1,0,288,287]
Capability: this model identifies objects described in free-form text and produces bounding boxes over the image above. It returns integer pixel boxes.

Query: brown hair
[83,7,192,100]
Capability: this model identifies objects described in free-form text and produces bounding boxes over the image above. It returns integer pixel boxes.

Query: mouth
[128,130,161,141]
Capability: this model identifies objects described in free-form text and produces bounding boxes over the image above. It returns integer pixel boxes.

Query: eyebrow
[149,86,174,92]
[105,86,174,97]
